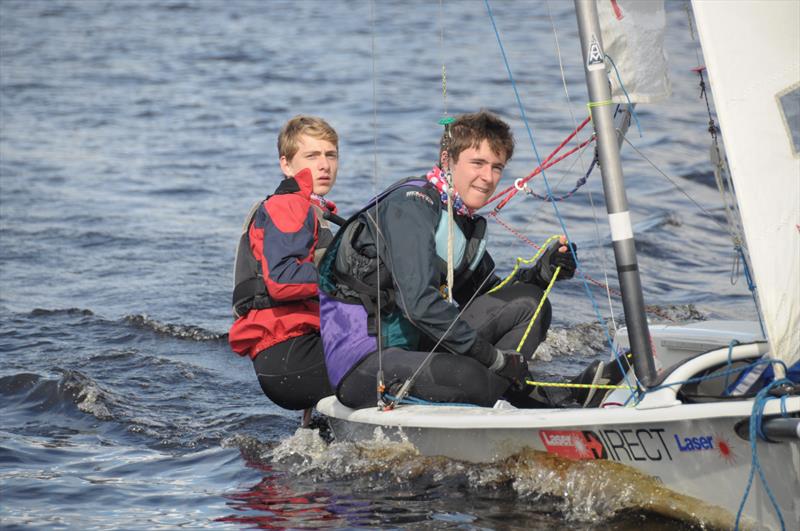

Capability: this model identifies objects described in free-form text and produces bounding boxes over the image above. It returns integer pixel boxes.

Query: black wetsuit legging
[337,282,551,409]
[252,333,333,411]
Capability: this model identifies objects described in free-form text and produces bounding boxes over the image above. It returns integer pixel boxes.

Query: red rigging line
[485,116,593,212]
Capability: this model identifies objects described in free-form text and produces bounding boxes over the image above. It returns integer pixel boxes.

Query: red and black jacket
[228,168,337,358]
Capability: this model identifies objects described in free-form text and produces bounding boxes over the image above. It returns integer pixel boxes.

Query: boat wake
[257,427,732,528]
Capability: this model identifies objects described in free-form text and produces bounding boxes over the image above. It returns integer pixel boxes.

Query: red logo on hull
[540,430,607,460]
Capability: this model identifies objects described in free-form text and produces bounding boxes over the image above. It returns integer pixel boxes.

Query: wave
[23,308,225,340]
[536,322,609,361]
[26,308,226,341]
[535,305,705,360]
[145,186,212,196]
[1,82,56,92]
[643,303,706,323]
[197,51,260,64]
[1,226,146,249]
[122,314,226,341]
[0,370,114,421]
[29,307,94,317]
[0,361,272,450]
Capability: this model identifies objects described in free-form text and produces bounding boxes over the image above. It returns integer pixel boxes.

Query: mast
[574,0,657,387]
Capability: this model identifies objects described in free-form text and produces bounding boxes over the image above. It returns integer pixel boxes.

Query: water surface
[1,1,756,529]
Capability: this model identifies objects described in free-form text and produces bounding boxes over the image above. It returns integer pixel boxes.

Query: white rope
[439,0,455,304]
[446,173,455,303]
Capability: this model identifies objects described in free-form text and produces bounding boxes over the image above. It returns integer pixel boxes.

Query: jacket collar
[276,168,337,214]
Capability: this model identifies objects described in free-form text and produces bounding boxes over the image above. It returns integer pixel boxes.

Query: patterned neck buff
[425,166,472,217]
[310,193,337,214]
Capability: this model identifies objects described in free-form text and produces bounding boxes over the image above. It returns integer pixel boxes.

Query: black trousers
[337,283,551,409]
[252,333,333,411]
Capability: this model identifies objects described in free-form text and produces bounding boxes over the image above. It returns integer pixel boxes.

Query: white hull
[318,337,800,530]
[320,395,799,530]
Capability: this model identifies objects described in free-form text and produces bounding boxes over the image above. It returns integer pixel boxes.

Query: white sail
[691,0,800,371]
[597,0,671,104]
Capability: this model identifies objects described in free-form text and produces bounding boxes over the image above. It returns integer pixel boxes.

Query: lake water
[1,1,758,529]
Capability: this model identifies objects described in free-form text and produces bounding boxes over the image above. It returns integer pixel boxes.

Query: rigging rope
[486,116,593,211]
[525,155,597,203]
[735,378,792,531]
[369,0,387,407]
[439,0,456,304]
[695,67,766,338]
[604,54,642,137]
[545,0,590,174]
[384,265,498,409]
[485,0,641,398]
[517,265,559,352]
[545,0,618,333]
[487,234,560,352]
[525,379,634,391]
[484,0,656,400]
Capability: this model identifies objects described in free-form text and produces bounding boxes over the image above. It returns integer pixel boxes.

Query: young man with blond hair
[229,115,339,424]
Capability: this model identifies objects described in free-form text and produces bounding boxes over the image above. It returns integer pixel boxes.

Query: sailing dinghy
[317,1,799,528]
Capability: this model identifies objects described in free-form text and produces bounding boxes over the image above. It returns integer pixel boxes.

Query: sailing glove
[488,349,529,388]
[519,240,578,288]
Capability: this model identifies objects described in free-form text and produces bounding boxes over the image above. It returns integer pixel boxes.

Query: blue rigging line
[484,0,635,396]
[735,378,791,531]
[737,245,767,338]
[604,54,643,137]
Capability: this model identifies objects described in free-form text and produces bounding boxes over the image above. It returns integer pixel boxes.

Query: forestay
[691,0,800,371]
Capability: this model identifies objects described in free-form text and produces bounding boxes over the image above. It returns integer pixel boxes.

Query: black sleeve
[375,188,495,367]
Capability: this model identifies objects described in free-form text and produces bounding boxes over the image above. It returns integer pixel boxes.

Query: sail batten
[691,0,800,370]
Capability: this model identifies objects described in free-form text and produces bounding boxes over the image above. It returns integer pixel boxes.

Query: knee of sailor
[505,291,551,318]
[428,353,487,384]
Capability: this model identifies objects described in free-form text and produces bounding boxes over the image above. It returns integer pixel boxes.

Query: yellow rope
[587,99,613,109]
[487,234,562,352]
[487,233,637,392]
[516,265,559,351]
[525,379,634,390]
[488,234,561,294]
[586,99,613,122]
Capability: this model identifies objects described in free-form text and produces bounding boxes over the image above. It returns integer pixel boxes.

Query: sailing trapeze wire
[381,0,478,409]
[369,0,387,407]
